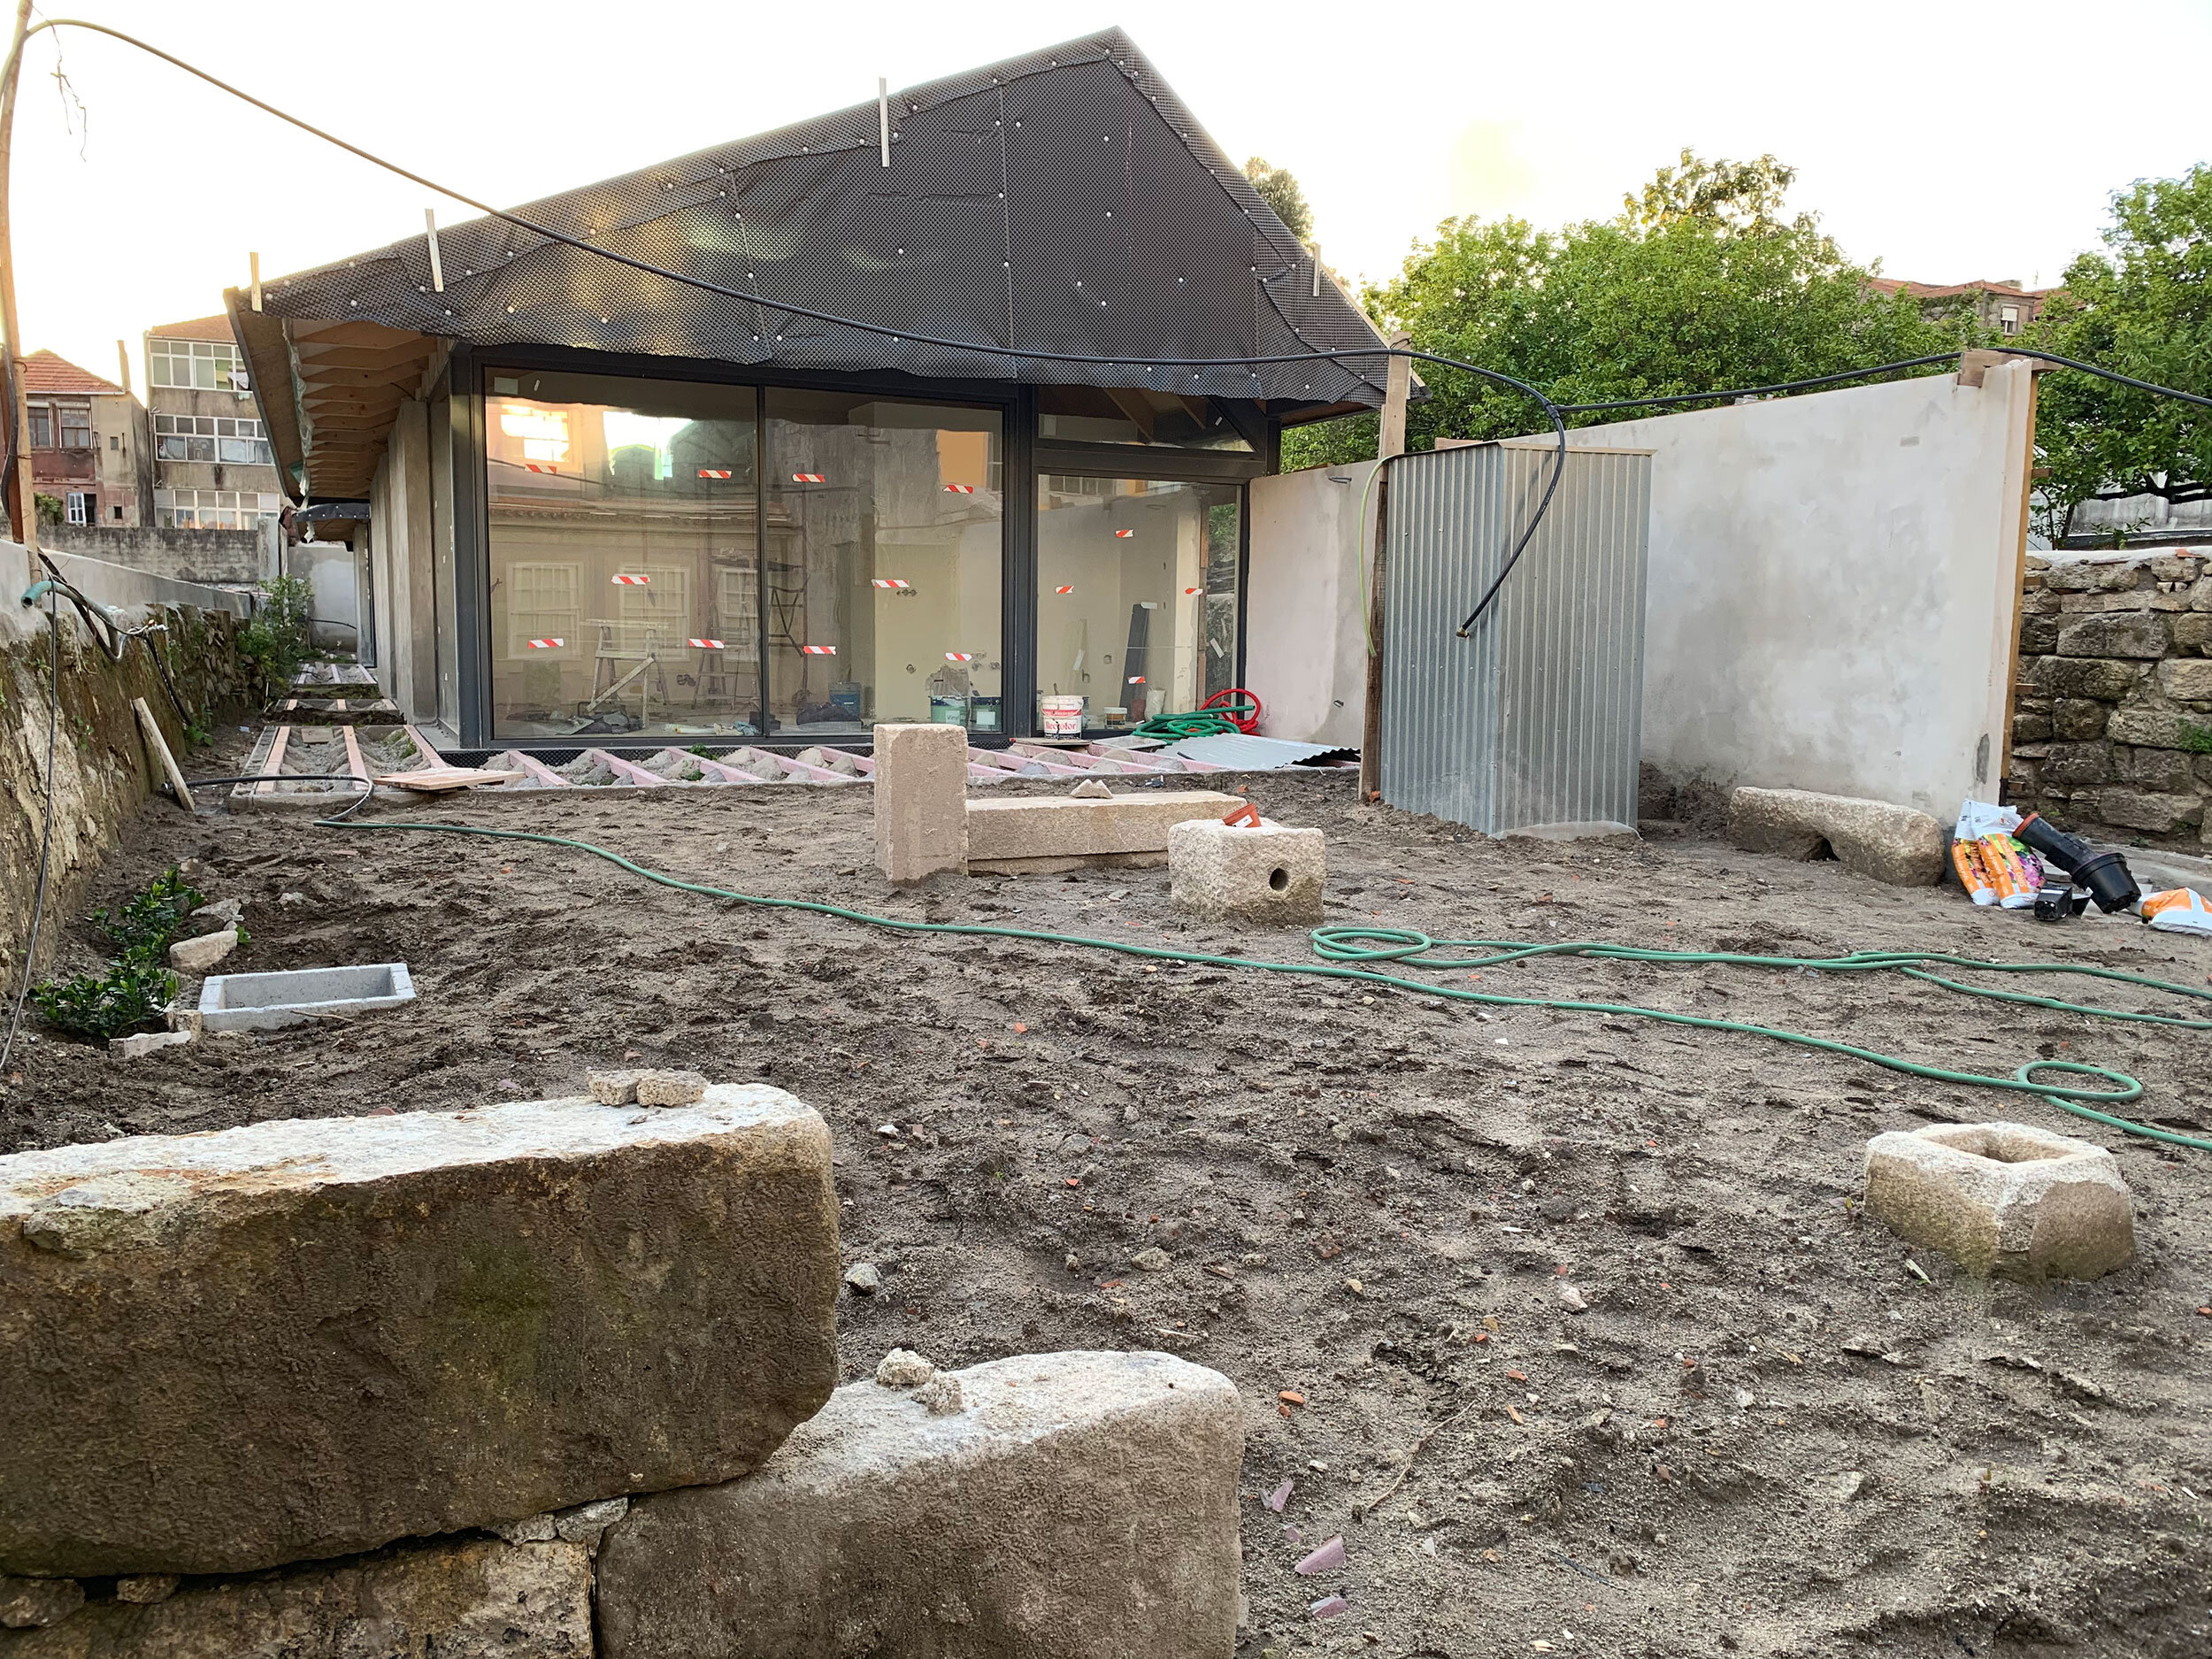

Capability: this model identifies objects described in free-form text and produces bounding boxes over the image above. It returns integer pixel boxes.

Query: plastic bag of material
[1955,799,2024,842]
[2142,888,2212,938]
[1952,833,2040,909]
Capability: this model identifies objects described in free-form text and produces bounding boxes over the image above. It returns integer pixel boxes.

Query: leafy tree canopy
[1245,156,1315,244]
[2024,165,2211,542]
[1283,149,1955,470]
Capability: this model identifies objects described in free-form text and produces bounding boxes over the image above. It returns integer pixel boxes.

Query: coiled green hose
[317,818,2212,1152]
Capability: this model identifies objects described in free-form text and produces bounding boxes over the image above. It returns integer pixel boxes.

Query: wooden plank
[132,697,197,816]
[588,749,672,787]
[497,749,573,789]
[380,766,528,793]
[340,725,373,802]
[403,726,447,768]
[254,726,291,795]
[652,747,770,786]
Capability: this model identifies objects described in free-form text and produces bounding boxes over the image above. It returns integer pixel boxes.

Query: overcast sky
[12,0,2210,389]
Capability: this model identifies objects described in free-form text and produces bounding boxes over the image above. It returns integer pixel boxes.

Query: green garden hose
[315,818,2212,1153]
[1126,703,1257,741]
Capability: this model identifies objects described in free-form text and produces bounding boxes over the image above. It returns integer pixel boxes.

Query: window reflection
[1036,476,1240,732]
[764,390,1002,735]
[485,372,761,739]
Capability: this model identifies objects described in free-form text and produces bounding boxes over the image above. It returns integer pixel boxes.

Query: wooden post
[1357,334,1413,803]
[0,0,41,579]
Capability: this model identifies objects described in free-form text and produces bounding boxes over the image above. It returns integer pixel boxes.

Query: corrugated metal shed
[1379,442,1651,835]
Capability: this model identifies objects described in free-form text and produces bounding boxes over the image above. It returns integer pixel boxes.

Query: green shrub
[2182,721,2212,756]
[33,958,180,1041]
[90,867,205,962]
[241,574,316,699]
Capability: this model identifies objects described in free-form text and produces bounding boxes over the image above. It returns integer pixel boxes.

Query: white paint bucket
[1041,695,1087,735]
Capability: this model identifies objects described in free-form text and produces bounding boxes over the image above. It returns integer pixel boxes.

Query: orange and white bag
[2141,888,2212,938]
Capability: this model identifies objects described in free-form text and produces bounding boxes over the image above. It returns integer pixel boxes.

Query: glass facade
[1036,476,1240,732]
[764,389,1002,736]
[469,364,1256,744]
[486,372,762,738]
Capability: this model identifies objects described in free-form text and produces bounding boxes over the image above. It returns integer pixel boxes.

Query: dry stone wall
[2008,549,2212,849]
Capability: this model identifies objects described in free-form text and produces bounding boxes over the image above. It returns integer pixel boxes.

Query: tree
[1244,157,1314,244]
[1280,150,1954,471]
[2024,165,2211,544]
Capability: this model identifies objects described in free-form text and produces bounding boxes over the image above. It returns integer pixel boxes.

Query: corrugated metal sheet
[1164,733,1352,770]
[1379,442,1650,834]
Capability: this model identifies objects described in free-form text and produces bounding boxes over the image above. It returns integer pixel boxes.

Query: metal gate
[1380,441,1652,834]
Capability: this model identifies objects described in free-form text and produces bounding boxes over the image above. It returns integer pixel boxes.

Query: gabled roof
[148,315,240,342]
[20,349,123,396]
[1867,277,2052,303]
[242,27,1386,503]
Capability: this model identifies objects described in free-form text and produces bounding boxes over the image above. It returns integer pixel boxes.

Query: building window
[1999,304,2020,336]
[58,404,91,449]
[111,504,125,521]
[155,413,272,465]
[154,488,280,529]
[149,337,247,391]
[65,491,92,526]
[26,403,50,449]
[1037,475,1241,731]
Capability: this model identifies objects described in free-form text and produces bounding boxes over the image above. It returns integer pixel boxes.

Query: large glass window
[764,389,1002,736]
[1036,387,1252,450]
[150,337,247,391]
[1036,476,1240,732]
[486,372,761,739]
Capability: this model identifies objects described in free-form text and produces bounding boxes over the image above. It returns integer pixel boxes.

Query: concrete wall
[39,548,253,618]
[1564,364,2038,821]
[287,541,361,652]
[370,398,440,721]
[44,522,265,586]
[1244,458,1378,749]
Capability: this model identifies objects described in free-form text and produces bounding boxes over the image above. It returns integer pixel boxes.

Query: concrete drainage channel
[227,727,1251,809]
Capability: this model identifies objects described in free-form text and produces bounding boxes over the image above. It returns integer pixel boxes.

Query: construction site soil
[8,761,2210,1659]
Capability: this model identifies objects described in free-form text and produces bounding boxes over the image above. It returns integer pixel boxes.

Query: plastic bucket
[1041,695,1086,735]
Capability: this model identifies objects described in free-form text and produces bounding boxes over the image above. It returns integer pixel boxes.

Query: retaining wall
[2007,548,2212,849]
[0,541,257,976]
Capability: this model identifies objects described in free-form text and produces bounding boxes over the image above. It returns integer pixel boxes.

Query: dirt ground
[7,750,2211,1659]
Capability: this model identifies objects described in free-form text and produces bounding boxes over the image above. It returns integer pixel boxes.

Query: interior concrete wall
[1244,459,1377,749]
[370,399,438,720]
[1564,364,2036,821]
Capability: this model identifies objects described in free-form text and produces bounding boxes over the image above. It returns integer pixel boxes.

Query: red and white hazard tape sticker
[1183,586,1202,595]
[942,482,975,494]
[1053,585,1075,595]
[697,468,733,480]
[871,578,911,590]
[1127,675,1146,685]
[800,644,837,655]
[524,463,560,473]
[526,637,565,649]
[944,651,977,663]
[1113,528,1133,538]
[791,472,826,483]
[687,638,726,650]
[611,572,650,586]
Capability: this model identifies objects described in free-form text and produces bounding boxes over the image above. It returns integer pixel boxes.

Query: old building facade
[20,349,151,528]
[145,315,285,530]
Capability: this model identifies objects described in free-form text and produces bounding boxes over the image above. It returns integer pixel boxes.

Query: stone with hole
[595,1350,1241,1659]
[1862,1122,2134,1281]
[1726,787,1946,887]
[1168,818,1325,924]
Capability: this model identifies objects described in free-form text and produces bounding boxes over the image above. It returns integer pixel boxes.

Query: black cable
[1,592,63,1076]
[1557,354,1967,415]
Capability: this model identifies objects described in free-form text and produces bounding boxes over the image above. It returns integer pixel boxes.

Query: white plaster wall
[1564,365,2036,820]
[1245,459,1378,749]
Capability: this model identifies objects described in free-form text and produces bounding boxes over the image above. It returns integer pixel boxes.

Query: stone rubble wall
[2008,549,2212,849]
[0,584,257,975]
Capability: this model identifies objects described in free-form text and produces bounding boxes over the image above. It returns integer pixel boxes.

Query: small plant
[33,958,179,1041]
[2182,721,2212,757]
[90,867,205,962]
[241,574,316,700]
